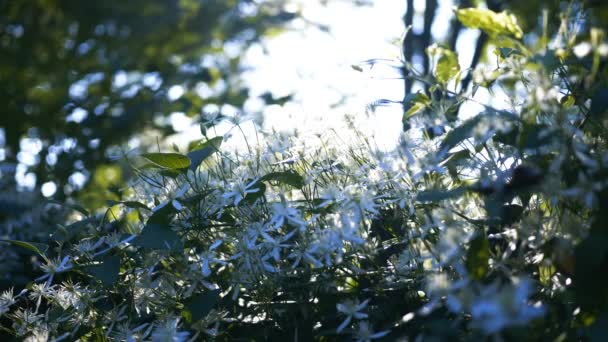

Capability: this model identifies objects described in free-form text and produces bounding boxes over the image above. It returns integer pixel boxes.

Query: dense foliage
[0,0,295,199]
[2,2,608,341]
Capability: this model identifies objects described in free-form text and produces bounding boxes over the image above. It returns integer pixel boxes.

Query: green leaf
[86,255,121,286]
[47,199,90,217]
[538,264,555,286]
[403,92,431,121]
[455,8,523,39]
[590,88,608,117]
[519,123,557,150]
[186,290,221,322]
[427,45,460,84]
[416,188,465,202]
[242,181,266,205]
[0,239,48,260]
[187,136,223,171]
[142,153,191,170]
[465,235,490,280]
[133,223,182,250]
[261,170,305,188]
[500,204,524,226]
[440,115,483,151]
[106,200,151,211]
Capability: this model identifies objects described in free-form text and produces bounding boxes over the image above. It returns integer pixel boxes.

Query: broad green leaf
[0,239,49,261]
[106,200,151,211]
[261,170,305,188]
[455,8,523,39]
[560,94,575,109]
[518,123,557,150]
[86,255,121,286]
[185,290,221,322]
[187,136,223,171]
[243,181,266,205]
[416,187,465,202]
[133,223,182,250]
[403,92,431,120]
[188,136,223,152]
[590,88,608,117]
[500,204,524,226]
[142,152,191,170]
[47,199,90,217]
[465,235,490,280]
[133,205,181,250]
[427,44,460,84]
[440,116,483,151]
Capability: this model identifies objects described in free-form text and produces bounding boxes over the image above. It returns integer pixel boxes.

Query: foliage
[2,2,608,341]
[0,0,295,201]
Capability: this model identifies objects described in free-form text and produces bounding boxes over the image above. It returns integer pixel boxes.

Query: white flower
[199,240,227,278]
[573,41,592,58]
[151,318,189,342]
[269,202,306,228]
[0,288,15,315]
[222,177,260,206]
[470,280,545,334]
[336,299,370,333]
[354,321,390,342]
[36,256,72,288]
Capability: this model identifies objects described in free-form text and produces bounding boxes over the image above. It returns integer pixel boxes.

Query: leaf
[187,136,223,171]
[106,200,151,211]
[519,123,557,150]
[538,264,555,286]
[0,239,48,260]
[440,115,483,151]
[133,205,181,250]
[500,204,524,226]
[589,88,608,117]
[351,64,364,72]
[242,181,266,205]
[416,188,465,202]
[186,290,221,322]
[427,45,460,84]
[86,255,121,286]
[47,199,90,217]
[142,152,191,170]
[465,235,490,280]
[261,170,305,188]
[403,92,431,121]
[455,8,523,39]
[560,94,575,109]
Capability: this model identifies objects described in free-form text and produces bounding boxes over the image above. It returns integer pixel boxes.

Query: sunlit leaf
[403,92,431,120]
[142,153,191,170]
[261,170,305,188]
[187,136,223,170]
[455,8,523,39]
[465,235,490,280]
[427,44,460,84]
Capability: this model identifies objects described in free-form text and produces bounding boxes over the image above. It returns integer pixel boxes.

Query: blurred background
[1,0,607,289]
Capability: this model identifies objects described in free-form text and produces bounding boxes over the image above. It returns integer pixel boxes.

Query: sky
[242,0,408,149]
[164,0,503,155]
